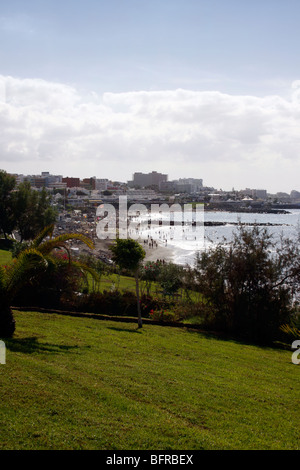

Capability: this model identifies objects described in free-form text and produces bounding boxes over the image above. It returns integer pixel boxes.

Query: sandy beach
[92,237,176,264]
[139,239,176,263]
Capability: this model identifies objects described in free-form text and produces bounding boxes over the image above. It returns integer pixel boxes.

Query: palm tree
[109,238,145,328]
[0,225,98,338]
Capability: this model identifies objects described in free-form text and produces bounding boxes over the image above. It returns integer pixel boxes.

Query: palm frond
[31,224,55,248]
[38,232,94,256]
[71,260,100,283]
[1,225,96,310]
[280,324,300,339]
[38,240,71,258]
[5,248,48,299]
[53,232,95,249]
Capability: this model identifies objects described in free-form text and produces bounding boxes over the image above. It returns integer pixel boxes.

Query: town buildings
[128,171,168,188]
[7,169,300,207]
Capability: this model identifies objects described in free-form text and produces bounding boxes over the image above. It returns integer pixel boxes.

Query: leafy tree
[77,253,111,292]
[158,262,184,298]
[141,260,163,296]
[0,170,16,240]
[0,225,98,338]
[110,238,145,327]
[0,171,57,242]
[13,182,57,241]
[193,225,295,344]
[0,248,47,336]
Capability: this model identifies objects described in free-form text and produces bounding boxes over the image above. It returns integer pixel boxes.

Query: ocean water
[132,209,300,266]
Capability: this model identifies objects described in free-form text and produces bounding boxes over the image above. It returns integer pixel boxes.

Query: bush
[12,258,85,310]
[193,225,296,344]
[149,308,178,323]
[170,300,212,324]
[76,290,140,317]
[157,262,184,297]
[72,290,172,319]
[140,295,167,317]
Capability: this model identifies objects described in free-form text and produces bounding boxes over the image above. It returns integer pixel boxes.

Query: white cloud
[1,75,300,192]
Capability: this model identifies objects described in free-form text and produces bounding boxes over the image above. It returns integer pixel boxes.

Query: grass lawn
[0,310,299,450]
[99,273,137,292]
[0,248,12,265]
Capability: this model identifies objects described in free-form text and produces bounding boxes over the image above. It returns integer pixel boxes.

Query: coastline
[92,237,176,264]
[141,239,176,263]
[76,208,300,268]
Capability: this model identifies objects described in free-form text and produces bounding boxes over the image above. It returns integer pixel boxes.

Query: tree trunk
[0,305,16,338]
[135,270,143,328]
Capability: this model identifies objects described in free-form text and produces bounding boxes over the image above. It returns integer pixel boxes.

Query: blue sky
[1,0,300,192]
[1,0,299,95]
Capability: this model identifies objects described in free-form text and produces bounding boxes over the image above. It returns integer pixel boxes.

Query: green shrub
[193,225,296,345]
[149,308,178,323]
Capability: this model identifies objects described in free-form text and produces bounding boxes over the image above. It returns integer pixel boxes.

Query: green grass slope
[0,248,12,265]
[0,310,299,450]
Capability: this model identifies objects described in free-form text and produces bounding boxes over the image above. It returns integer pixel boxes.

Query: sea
[131,209,300,266]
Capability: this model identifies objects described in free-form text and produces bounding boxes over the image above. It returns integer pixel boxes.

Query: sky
[1,0,300,192]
